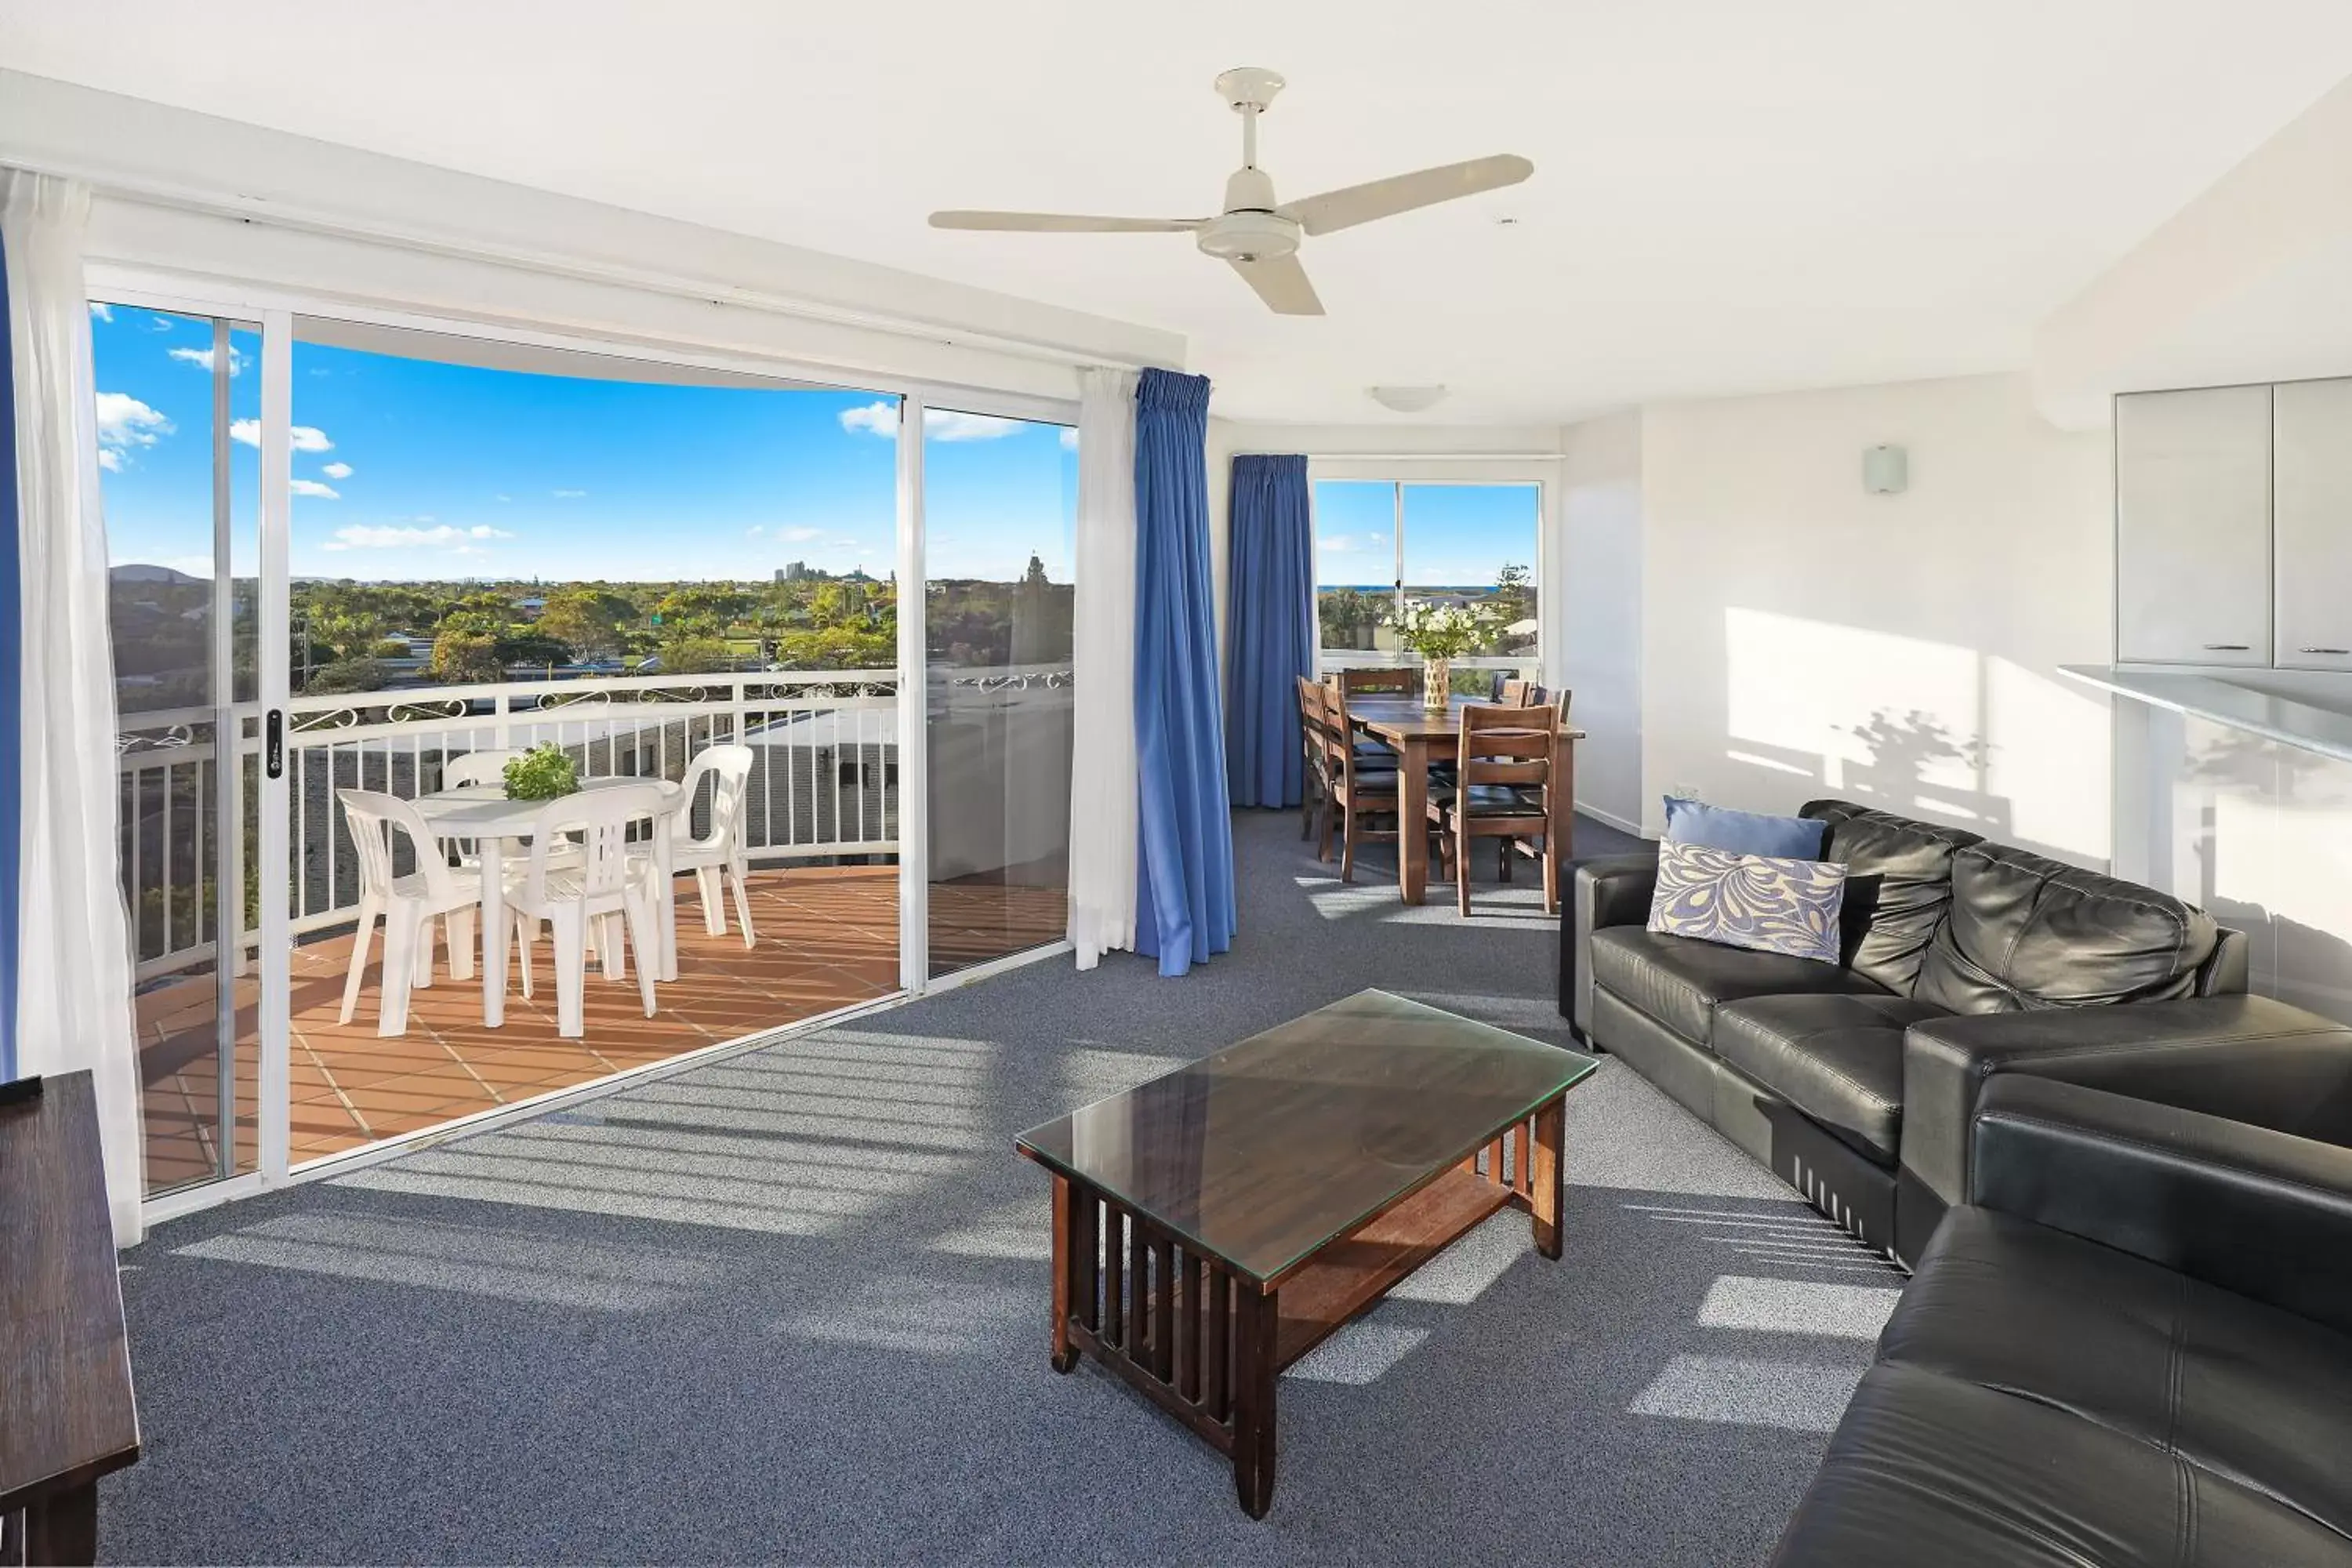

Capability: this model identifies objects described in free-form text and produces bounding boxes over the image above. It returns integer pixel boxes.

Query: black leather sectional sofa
[1559,798,2352,1563]
[1565,798,2282,1262]
[1773,1051,2352,1563]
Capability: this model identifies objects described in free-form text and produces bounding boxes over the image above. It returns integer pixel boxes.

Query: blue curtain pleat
[1224,454,1313,808]
[0,241,19,1080]
[1132,368,1236,976]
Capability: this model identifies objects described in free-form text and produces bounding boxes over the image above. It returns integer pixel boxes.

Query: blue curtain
[1225,454,1313,808]
[0,241,17,1080]
[1132,368,1236,975]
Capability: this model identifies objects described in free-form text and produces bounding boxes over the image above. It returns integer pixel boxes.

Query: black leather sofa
[1773,1057,2352,1565]
[1559,798,2326,1264]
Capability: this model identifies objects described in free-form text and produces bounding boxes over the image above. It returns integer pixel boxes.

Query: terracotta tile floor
[134,866,1068,1192]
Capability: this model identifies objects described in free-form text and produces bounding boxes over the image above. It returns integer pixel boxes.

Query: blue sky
[91,304,1076,584]
[1314,479,1539,590]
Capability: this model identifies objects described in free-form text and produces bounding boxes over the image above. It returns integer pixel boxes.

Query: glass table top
[1015,989,1597,1283]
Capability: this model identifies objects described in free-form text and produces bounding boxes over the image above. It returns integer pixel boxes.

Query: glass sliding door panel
[922,411,1076,977]
[92,304,263,1193]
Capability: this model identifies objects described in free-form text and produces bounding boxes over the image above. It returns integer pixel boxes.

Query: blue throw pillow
[1663,797,1827,860]
[1647,840,1847,965]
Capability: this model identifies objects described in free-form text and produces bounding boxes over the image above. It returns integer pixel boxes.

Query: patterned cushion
[1647,840,1847,966]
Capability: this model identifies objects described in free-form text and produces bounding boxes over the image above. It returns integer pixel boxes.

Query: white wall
[1556,412,1645,833]
[1639,372,2114,866]
[2126,705,2352,1024]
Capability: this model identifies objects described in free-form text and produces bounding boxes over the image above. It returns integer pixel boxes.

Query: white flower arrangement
[1388,601,1503,659]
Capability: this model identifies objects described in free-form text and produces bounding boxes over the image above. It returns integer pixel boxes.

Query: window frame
[1305,458,1555,682]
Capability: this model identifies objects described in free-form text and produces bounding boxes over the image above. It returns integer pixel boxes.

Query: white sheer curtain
[4,170,144,1243]
[1067,367,1139,968]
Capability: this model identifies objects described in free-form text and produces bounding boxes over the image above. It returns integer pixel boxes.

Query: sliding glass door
[91,302,268,1195]
[920,407,1077,978]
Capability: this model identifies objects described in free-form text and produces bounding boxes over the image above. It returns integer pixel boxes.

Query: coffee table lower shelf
[1035,1096,1565,1519]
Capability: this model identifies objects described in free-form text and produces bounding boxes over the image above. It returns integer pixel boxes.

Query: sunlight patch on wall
[1721,608,2107,861]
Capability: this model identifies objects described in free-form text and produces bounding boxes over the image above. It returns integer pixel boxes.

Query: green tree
[659,636,735,674]
[429,628,505,684]
[536,589,633,662]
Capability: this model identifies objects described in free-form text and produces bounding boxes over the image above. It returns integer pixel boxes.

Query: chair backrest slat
[1455,703,1559,788]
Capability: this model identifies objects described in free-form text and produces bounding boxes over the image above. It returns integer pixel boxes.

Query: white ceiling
[5,1,2352,424]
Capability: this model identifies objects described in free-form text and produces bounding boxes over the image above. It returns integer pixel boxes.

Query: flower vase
[1421,655,1451,711]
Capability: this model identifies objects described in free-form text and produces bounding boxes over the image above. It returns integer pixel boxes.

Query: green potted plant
[501,742,581,801]
[1388,602,1503,710]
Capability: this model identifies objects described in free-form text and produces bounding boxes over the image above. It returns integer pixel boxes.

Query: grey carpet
[104,811,1900,1566]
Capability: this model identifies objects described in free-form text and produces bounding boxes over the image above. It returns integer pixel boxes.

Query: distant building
[777,561,829,583]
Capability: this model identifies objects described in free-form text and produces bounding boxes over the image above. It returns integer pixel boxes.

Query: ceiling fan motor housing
[1199,167,1298,261]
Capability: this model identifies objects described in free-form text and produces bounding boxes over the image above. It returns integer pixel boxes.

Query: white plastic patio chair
[507,783,666,1037]
[657,744,757,946]
[441,749,521,790]
[336,789,482,1037]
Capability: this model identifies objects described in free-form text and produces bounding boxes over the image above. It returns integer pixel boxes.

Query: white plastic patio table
[410,777,688,1029]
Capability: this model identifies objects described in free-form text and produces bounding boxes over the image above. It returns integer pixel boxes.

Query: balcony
[119,668,1071,1190]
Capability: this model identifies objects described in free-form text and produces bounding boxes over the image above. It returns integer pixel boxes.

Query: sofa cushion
[1664,796,1828,858]
[1880,1207,2352,1544]
[1588,926,1888,1048]
[1801,800,1983,996]
[1712,994,1951,1166]
[1769,1362,2352,1567]
[1911,842,2221,1014]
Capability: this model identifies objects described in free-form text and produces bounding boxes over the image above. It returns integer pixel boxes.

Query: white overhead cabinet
[2271,377,2352,670]
[2114,384,2274,666]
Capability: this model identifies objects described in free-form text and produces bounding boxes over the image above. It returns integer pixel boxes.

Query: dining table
[409,775,688,1029]
[1344,696,1587,905]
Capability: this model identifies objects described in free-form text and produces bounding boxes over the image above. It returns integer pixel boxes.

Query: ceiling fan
[929,67,1534,317]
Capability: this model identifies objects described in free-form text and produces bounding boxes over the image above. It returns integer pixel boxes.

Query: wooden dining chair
[1498,679,1535,707]
[1334,666,1414,697]
[1311,682,1410,880]
[1430,702,1564,916]
[1296,675,1330,842]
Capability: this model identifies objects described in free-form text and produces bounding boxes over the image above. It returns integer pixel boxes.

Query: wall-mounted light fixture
[1863,444,1908,495]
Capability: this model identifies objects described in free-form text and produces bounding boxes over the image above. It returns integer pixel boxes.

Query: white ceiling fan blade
[928,211,1205,234]
[1278,154,1534,237]
[1229,253,1324,316]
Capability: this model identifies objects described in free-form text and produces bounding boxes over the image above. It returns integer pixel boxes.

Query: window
[1312,478,1541,677]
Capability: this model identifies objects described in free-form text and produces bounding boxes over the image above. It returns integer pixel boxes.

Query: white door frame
[255,308,294,1181]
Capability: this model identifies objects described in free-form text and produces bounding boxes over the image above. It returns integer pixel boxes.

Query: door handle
[2300,646,2352,655]
[266,709,285,779]
[2201,643,2251,652]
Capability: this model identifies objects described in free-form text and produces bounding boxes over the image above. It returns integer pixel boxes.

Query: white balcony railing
[114,665,1069,984]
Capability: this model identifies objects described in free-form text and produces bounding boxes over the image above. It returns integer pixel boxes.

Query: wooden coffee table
[1014,989,1599,1519]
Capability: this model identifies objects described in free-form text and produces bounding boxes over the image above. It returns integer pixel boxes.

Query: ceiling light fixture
[1367,385,1448,413]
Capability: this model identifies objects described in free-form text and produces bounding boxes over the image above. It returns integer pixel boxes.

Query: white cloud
[781,526,827,543]
[89,303,112,321]
[321,523,512,552]
[289,479,341,499]
[1059,426,1080,451]
[746,524,765,537]
[495,494,512,503]
[552,488,586,499]
[321,462,353,481]
[167,344,247,376]
[95,392,173,466]
[837,401,1026,442]
[229,419,333,452]
[838,401,896,437]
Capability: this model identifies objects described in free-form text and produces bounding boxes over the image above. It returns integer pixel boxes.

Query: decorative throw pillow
[1647,840,1848,965]
[1664,796,1828,860]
